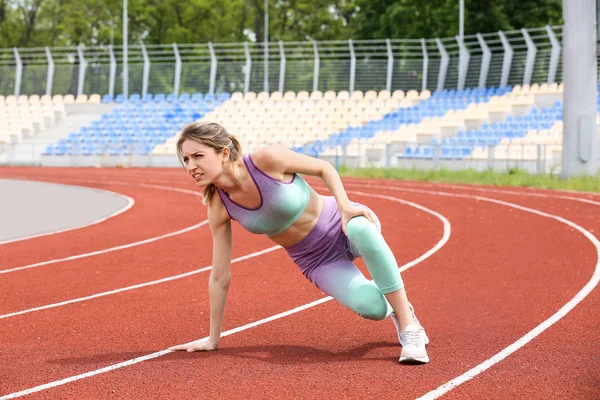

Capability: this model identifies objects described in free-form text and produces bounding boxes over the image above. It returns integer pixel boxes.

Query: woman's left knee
[348,283,391,321]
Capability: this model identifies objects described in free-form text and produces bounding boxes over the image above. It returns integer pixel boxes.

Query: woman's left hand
[339,202,377,235]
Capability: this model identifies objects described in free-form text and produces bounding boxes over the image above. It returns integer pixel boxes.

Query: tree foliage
[0,0,563,48]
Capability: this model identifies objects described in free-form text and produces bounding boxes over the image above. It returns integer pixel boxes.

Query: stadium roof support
[521,28,537,86]
[545,25,561,84]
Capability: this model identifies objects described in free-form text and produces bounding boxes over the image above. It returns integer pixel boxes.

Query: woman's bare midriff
[267,188,326,248]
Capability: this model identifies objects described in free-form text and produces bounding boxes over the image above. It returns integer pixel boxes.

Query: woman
[169,122,429,364]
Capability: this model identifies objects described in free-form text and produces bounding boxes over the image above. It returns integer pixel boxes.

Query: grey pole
[459,0,465,41]
[498,31,513,88]
[264,0,268,92]
[348,39,356,92]
[13,48,22,97]
[561,0,598,177]
[521,28,537,86]
[312,40,320,92]
[122,0,128,99]
[108,45,116,97]
[278,41,286,93]
[243,42,251,94]
[545,25,561,84]
[45,47,54,97]
[173,43,182,96]
[421,38,428,91]
[141,43,150,97]
[208,42,217,95]
[385,39,394,92]
[477,33,491,89]
[76,45,87,97]
[456,35,470,90]
[435,38,449,92]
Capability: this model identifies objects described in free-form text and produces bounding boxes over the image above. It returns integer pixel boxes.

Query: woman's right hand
[169,338,218,352]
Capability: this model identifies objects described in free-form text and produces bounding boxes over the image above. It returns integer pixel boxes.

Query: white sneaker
[390,303,429,346]
[399,324,429,364]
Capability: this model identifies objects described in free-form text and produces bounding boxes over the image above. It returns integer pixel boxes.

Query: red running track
[0,167,598,400]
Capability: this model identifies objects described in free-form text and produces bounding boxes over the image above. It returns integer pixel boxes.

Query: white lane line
[0,297,332,400]
[0,185,135,246]
[0,246,281,320]
[0,221,208,275]
[416,196,600,400]
[341,177,600,206]
[340,183,600,400]
[0,181,204,275]
[0,191,451,399]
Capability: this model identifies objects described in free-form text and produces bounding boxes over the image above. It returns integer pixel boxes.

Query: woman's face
[180,139,227,186]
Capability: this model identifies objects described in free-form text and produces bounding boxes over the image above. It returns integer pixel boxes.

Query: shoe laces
[402,329,422,347]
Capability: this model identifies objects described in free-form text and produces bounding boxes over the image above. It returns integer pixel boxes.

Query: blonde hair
[177,122,242,205]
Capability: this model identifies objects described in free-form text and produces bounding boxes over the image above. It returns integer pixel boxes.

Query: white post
[13,48,22,97]
[348,39,356,92]
[312,40,320,92]
[77,45,87,97]
[545,25,561,84]
[459,0,465,41]
[498,31,513,88]
[477,33,491,89]
[208,42,217,95]
[561,0,598,177]
[521,28,537,85]
[45,47,54,96]
[421,38,428,91]
[435,38,449,92]
[108,45,116,98]
[122,0,128,99]
[385,38,394,92]
[278,40,286,93]
[141,43,150,97]
[243,42,251,94]
[264,0,268,92]
[456,35,470,90]
[173,43,182,96]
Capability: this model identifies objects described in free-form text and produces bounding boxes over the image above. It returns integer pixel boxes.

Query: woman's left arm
[257,145,377,233]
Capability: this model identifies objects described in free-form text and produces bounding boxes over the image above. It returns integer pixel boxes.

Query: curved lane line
[0,191,451,399]
[339,182,599,400]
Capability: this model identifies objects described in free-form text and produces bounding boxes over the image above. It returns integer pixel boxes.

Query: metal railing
[0,25,567,98]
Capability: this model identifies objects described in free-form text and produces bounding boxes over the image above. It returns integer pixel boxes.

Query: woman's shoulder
[207,189,231,227]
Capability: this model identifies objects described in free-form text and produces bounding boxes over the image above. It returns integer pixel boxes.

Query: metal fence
[0,25,569,98]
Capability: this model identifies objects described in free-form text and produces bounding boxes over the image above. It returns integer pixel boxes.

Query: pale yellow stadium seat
[270,91,283,101]
[231,91,244,101]
[244,91,257,101]
[283,91,296,101]
[0,95,4,104]
[257,91,270,101]
[88,94,101,104]
[28,94,40,104]
[40,95,52,104]
[337,90,350,101]
[63,94,75,104]
[17,95,29,105]
[378,90,391,100]
[5,95,17,104]
[350,90,363,100]
[323,90,337,101]
[419,89,431,100]
[309,90,323,100]
[530,83,540,94]
[75,94,88,104]
[296,91,310,101]
[392,90,405,100]
[406,90,419,100]
[364,90,378,101]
